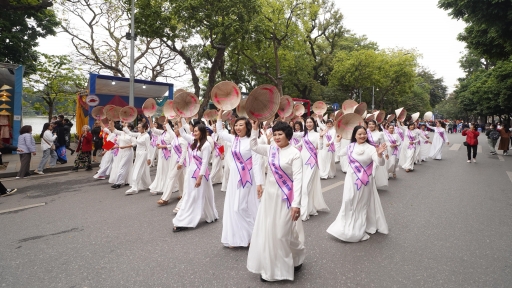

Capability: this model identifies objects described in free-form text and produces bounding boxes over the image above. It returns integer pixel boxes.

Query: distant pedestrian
[16,125,36,178]
[497,124,511,155]
[63,119,74,155]
[462,124,479,163]
[485,124,499,155]
[72,125,93,171]
[34,123,57,175]
[91,121,103,163]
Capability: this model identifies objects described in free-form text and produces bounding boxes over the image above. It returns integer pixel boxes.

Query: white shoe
[34,170,44,175]
[472,158,476,163]
[467,160,471,163]
[125,189,138,195]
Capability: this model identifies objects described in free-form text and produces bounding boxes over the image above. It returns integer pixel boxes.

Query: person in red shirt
[462,124,480,163]
[72,125,93,171]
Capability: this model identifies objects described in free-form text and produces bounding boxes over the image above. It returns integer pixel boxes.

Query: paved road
[1,133,511,287]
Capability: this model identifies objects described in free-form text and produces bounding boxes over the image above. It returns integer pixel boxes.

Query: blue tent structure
[86,73,174,127]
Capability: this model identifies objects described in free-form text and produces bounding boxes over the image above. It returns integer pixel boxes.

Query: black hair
[19,125,32,135]
[156,122,163,130]
[407,122,416,130]
[272,121,293,141]
[303,116,318,136]
[114,123,123,131]
[233,117,252,137]
[140,122,149,131]
[127,123,135,130]
[294,121,303,132]
[41,123,51,136]
[350,125,370,144]
[190,124,207,151]
[190,119,202,127]
[326,119,333,125]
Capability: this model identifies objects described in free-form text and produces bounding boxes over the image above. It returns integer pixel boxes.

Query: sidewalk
[0,144,100,178]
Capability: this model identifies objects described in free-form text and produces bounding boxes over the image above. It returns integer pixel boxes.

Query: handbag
[43,137,55,150]
[463,141,468,146]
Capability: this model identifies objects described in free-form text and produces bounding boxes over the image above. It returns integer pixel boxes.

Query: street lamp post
[128,0,135,106]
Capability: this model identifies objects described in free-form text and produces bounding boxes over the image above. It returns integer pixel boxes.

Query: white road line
[2,171,72,181]
[477,145,482,153]
[322,181,344,193]
[450,144,461,151]
[498,155,505,161]
[507,171,512,184]
[0,203,46,214]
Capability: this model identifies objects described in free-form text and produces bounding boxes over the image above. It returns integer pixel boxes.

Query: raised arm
[216,119,234,143]
[177,138,188,165]
[250,122,270,157]
[179,127,194,144]
[123,127,140,138]
[181,118,191,134]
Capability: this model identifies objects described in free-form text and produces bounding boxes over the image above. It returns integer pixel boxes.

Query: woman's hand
[257,185,263,199]
[409,141,414,145]
[290,207,300,221]
[320,129,327,137]
[335,134,342,143]
[250,119,259,130]
[157,144,163,149]
[376,143,387,155]
[32,152,36,156]
[177,164,182,170]
[194,177,202,188]
[147,159,151,166]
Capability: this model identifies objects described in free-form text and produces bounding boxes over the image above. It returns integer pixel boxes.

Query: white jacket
[41,130,57,151]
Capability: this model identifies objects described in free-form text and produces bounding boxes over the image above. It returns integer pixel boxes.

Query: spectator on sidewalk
[447,121,453,134]
[498,124,511,156]
[34,123,58,175]
[462,124,479,163]
[16,125,36,178]
[54,120,68,164]
[63,118,74,155]
[91,121,103,163]
[72,125,93,171]
[485,124,499,155]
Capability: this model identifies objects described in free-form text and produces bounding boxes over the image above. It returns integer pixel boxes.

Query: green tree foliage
[24,54,86,122]
[434,94,465,120]
[416,68,448,108]
[438,0,512,61]
[0,0,60,74]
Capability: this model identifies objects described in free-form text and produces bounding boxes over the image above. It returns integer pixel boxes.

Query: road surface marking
[0,203,46,215]
[2,171,72,182]
[450,144,461,151]
[507,171,512,184]
[322,181,344,193]
[498,155,505,161]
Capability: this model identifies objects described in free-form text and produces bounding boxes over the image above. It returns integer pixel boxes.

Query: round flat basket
[210,81,241,110]
[312,101,327,115]
[163,100,177,119]
[342,99,358,114]
[336,113,365,140]
[173,92,200,118]
[353,102,367,116]
[293,103,305,116]
[91,106,105,120]
[278,95,294,118]
[236,98,248,118]
[245,84,280,121]
[142,98,157,117]
[119,106,138,122]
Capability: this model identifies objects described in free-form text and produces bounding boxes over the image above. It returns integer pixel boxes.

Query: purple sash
[268,145,294,209]
[303,133,317,169]
[191,148,210,181]
[150,134,157,148]
[396,128,404,141]
[422,130,429,144]
[325,133,335,153]
[367,129,377,147]
[231,136,253,188]
[160,132,171,160]
[172,138,186,166]
[347,143,373,190]
[213,141,222,157]
[437,128,445,142]
[384,132,398,156]
[406,130,416,149]
[292,138,302,151]
[112,137,119,157]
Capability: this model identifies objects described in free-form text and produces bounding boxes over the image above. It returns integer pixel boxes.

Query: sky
[37,0,467,93]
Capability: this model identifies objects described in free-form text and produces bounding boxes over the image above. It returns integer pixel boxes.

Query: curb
[0,162,100,178]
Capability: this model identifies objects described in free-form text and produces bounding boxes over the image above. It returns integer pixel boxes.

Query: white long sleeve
[199,142,211,176]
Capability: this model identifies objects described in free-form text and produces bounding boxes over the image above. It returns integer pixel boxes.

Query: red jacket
[77,132,93,152]
[462,129,479,146]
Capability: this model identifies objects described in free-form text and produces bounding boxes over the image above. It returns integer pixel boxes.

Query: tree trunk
[272,37,283,96]
[199,47,226,119]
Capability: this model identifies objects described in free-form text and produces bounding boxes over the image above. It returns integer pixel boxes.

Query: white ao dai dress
[383,131,401,176]
[160,131,188,202]
[398,128,418,170]
[367,129,388,189]
[318,128,336,179]
[109,130,135,185]
[94,128,116,179]
[427,124,449,159]
[327,142,388,242]
[123,128,152,193]
[149,126,173,194]
[173,128,218,227]
[247,132,305,282]
[300,131,329,221]
[419,129,431,161]
[209,133,224,184]
[217,121,263,247]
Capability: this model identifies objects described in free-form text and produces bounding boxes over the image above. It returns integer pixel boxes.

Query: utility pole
[128,0,135,106]
[372,86,375,111]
